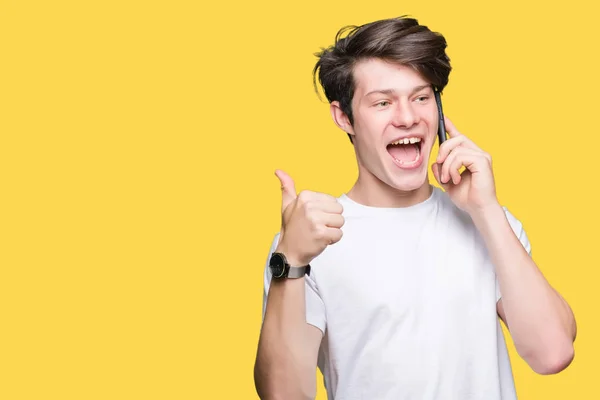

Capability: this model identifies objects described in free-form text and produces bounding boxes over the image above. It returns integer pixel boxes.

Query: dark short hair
[312,16,452,141]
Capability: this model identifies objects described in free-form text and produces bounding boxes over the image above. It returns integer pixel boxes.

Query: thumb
[275,169,297,212]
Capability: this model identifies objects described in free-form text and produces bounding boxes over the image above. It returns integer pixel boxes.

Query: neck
[346,172,434,208]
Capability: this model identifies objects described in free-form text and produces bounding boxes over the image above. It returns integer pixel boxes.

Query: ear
[330,101,355,137]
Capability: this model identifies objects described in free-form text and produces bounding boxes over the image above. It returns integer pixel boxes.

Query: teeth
[391,137,421,145]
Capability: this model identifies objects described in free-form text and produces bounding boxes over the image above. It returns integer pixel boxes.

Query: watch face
[270,253,286,278]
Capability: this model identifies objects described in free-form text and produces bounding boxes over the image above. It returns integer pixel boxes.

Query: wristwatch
[269,252,311,279]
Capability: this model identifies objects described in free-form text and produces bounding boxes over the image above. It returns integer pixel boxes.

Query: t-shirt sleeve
[496,207,533,302]
[261,233,327,334]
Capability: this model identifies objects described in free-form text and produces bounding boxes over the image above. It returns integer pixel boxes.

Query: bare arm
[254,170,344,399]
[473,205,576,375]
[433,116,576,375]
[254,275,322,399]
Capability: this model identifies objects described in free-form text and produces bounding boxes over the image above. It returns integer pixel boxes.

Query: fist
[275,169,344,266]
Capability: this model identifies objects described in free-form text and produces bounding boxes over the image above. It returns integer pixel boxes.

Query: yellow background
[1,0,597,398]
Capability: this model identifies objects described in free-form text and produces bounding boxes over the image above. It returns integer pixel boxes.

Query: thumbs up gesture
[274,169,345,267]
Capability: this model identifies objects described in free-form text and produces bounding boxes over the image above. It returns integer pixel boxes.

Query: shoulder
[436,188,526,233]
[436,190,532,253]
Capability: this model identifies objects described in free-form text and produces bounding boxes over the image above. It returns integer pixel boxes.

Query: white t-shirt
[262,186,531,399]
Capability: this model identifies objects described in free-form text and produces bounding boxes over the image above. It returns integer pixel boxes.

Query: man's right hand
[275,169,345,267]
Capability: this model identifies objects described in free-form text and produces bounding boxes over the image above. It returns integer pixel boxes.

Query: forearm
[472,204,576,373]
[254,277,316,400]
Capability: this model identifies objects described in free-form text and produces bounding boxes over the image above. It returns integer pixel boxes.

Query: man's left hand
[432,116,500,216]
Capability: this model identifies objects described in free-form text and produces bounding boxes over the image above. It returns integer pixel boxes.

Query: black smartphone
[434,88,446,146]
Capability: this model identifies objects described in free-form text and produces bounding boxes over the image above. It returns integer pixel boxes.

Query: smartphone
[434,88,446,146]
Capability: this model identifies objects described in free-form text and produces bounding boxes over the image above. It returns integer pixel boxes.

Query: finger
[444,115,461,139]
[431,162,450,191]
[446,148,487,185]
[441,145,487,183]
[441,146,466,184]
[311,200,344,214]
[437,135,482,164]
[437,117,481,163]
[448,152,465,185]
[320,213,345,229]
[275,169,297,212]
[297,190,339,205]
[325,227,343,245]
[437,135,467,164]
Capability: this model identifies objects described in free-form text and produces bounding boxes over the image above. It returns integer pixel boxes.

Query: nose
[391,101,420,129]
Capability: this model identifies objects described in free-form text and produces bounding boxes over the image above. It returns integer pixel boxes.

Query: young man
[254,16,576,400]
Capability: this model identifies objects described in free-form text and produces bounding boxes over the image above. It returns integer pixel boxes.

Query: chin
[387,172,428,192]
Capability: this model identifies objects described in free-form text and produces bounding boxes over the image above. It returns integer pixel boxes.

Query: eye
[375,101,390,107]
[415,96,429,103]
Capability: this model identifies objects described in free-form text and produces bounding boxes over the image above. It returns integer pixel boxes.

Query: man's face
[340,59,439,192]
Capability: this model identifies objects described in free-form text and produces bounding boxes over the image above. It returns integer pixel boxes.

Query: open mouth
[386,137,423,167]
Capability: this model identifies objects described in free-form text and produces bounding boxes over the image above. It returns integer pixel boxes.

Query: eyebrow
[364,84,432,98]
